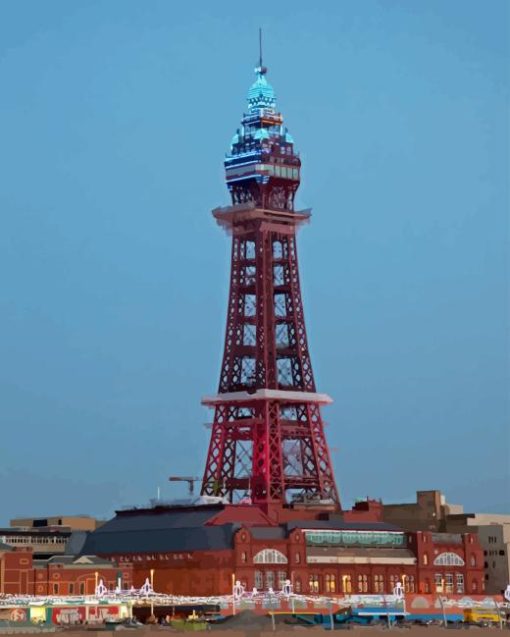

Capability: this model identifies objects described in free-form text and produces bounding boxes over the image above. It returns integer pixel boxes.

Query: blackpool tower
[201,54,340,513]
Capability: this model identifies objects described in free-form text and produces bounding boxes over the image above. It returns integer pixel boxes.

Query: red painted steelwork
[201,205,339,509]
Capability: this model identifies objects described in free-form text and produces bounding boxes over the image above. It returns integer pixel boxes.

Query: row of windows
[485,549,505,557]
[52,583,85,595]
[0,535,67,545]
[305,574,415,595]
[434,573,464,593]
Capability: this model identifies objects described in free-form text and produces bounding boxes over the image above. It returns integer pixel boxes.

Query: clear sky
[0,0,508,524]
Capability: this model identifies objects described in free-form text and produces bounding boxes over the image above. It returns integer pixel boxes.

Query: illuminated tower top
[225,52,301,212]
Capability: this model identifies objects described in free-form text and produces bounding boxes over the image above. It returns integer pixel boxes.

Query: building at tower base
[80,500,484,597]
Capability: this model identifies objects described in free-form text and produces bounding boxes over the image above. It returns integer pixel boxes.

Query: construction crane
[168,476,201,497]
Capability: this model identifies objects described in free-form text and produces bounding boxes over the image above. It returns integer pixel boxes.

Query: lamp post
[94,572,98,597]
[149,569,155,617]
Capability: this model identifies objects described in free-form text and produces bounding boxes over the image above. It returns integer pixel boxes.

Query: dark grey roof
[65,531,89,555]
[250,527,287,540]
[100,506,223,534]
[287,520,404,532]
[0,541,13,551]
[82,524,236,555]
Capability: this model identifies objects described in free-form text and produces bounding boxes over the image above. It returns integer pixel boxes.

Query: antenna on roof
[257,27,267,75]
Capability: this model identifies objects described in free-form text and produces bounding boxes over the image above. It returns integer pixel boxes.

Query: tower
[201,54,340,512]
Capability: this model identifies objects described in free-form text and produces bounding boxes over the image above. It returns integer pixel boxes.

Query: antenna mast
[258,27,267,75]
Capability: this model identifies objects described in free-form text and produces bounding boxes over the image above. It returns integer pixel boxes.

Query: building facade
[0,542,131,596]
[378,490,510,594]
[80,501,484,597]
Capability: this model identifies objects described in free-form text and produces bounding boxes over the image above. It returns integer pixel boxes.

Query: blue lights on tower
[224,64,301,212]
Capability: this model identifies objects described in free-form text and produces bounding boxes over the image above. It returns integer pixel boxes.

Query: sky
[0,0,508,524]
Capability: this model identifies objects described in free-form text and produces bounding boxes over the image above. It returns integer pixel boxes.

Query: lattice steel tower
[201,54,340,511]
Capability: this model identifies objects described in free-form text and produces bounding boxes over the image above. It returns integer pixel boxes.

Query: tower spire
[257,27,267,76]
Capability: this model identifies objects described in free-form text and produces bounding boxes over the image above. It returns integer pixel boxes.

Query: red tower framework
[201,59,340,512]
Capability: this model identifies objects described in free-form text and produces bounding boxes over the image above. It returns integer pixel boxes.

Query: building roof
[64,531,89,555]
[33,554,116,569]
[0,541,13,552]
[80,503,406,557]
[82,524,236,555]
[287,520,404,532]
[250,527,287,540]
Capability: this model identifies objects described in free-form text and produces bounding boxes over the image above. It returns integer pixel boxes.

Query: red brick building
[0,541,131,596]
[82,501,484,597]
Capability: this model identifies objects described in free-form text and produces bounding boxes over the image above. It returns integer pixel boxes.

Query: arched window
[433,552,465,566]
[253,549,288,564]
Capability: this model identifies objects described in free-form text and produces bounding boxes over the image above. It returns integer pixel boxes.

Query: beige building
[446,513,510,594]
[380,490,464,531]
[10,516,100,532]
[380,491,510,594]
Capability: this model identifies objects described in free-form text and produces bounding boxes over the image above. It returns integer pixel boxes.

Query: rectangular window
[456,574,464,593]
[254,570,263,590]
[435,574,443,593]
[445,573,454,593]
[53,583,59,595]
[342,575,352,593]
[357,574,368,593]
[69,583,74,595]
[309,574,320,594]
[79,582,85,595]
[373,574,384,593]
[325,574,336,593]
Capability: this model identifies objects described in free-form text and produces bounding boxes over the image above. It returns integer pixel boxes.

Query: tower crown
[247,69,276,112]
[224,65,301,212]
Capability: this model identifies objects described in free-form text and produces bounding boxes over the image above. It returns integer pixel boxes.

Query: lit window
[325,574,337,593]
[456,574,464,593]
[445,574,454,593]
[423,553,429,566]
[309,574,320,594]
[405,576,415,593]
[341,575,352,593]
[435,574,443,593]
[357,574,368,593]
[373,574,384,593]
[254,570,263,590]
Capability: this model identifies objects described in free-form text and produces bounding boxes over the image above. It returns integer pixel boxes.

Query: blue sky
[0,1,508,524]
